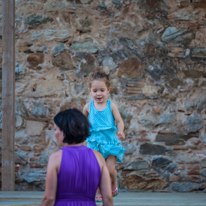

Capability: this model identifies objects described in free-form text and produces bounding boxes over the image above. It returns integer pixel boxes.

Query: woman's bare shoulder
[92,150,106,168]
[49,150,62,163]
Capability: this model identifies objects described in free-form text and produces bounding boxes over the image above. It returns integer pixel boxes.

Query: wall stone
[0,0,206,192]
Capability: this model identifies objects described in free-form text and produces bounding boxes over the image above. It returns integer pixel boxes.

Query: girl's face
[89,80,111,104]
[54,124,64,146]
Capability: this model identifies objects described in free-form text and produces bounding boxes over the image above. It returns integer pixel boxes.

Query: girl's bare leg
[95,187,102,201]
[106,155,118,196]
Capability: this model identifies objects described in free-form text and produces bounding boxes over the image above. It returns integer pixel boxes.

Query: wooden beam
[2,0,15,191]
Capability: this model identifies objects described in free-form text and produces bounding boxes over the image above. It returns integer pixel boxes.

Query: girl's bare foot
[95,194,102,202]
[112,178,118,196]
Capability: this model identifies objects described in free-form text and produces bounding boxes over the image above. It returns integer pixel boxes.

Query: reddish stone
[173,146,188,150]
[135,137,150,141]
[189,146,200,150]
[138,130,147,134]
[27,53,44,67]
[159,131,175,134]
[33,145,45,151]
[117,57,144,78]
[145,43,156,54]
[169,176,180,182]
[187,170,200,175]
[185,161,199,164]
[194,140,202,145]
[30,164,45,168]
[187,165,200,170]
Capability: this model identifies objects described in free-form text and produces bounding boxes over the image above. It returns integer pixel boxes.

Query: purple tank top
[54,145,101,206]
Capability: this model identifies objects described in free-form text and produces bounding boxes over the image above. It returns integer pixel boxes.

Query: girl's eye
[101,90,104,92]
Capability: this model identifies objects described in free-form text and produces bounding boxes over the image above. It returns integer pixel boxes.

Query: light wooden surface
[2,0,16,191]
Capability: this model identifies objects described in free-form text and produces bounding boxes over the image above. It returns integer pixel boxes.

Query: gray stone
[25,15,53,27]
[44,0,76,11]
[39,151,50,165]
[168,9,198,21]
[22,169,46,183]
[122,142,136,155]
[30,104,49,118]
[119,109,132,130]
[102,57,117,73]
[15,63,24,74]
[140,143,170,155]
[97,49,109,62]
[186,114,203,133]
[32,29,69,42]
[125,160,149,170]
[140,114,157,127]
[156,133,191,146]
[186,95,206,112]
[164,164,176,173]
[69,39,98,53]
[161,27,195,45]
[192,48,206,58]
[99,2,107,9]
[146,62,173,81]
[113,0,121,8]
[156,113,176,125]
[200,170,206,177]
[170,182,204,192]
[15,151,28,165]
[52,43,64,56]
[152,157,172,169]
[15,115,24,129]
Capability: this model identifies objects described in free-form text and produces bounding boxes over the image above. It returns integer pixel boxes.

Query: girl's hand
[118,131,125,141]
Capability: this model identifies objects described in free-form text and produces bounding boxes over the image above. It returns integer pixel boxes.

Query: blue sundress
[86,100,125,162]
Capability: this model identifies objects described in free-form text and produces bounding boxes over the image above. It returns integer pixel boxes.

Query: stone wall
[0,0,206,192]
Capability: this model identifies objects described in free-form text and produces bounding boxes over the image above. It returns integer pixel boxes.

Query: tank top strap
[89,100,94,111]
[107,99,111,112]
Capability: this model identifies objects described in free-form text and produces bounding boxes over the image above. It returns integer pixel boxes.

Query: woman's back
[55,145,101,206]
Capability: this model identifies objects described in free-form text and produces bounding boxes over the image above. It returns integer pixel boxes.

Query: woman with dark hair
[41,108,113,206]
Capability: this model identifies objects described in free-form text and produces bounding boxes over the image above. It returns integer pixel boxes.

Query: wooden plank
[2,0,15,191]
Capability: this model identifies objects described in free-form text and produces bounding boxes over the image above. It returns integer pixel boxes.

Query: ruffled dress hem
[86,139,125,162]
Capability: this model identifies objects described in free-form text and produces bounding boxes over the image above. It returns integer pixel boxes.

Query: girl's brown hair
[88,69,110,88]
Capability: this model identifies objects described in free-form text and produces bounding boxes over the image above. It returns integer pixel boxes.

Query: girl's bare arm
[83,103,89,118]
[111,101,125,140]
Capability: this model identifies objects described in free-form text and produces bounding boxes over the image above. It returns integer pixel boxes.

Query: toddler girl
[83,69,125,202]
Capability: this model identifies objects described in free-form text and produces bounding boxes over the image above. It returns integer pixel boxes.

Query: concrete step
[0,191,206,206]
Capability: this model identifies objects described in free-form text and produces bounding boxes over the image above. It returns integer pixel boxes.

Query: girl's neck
[93,99,108,111]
